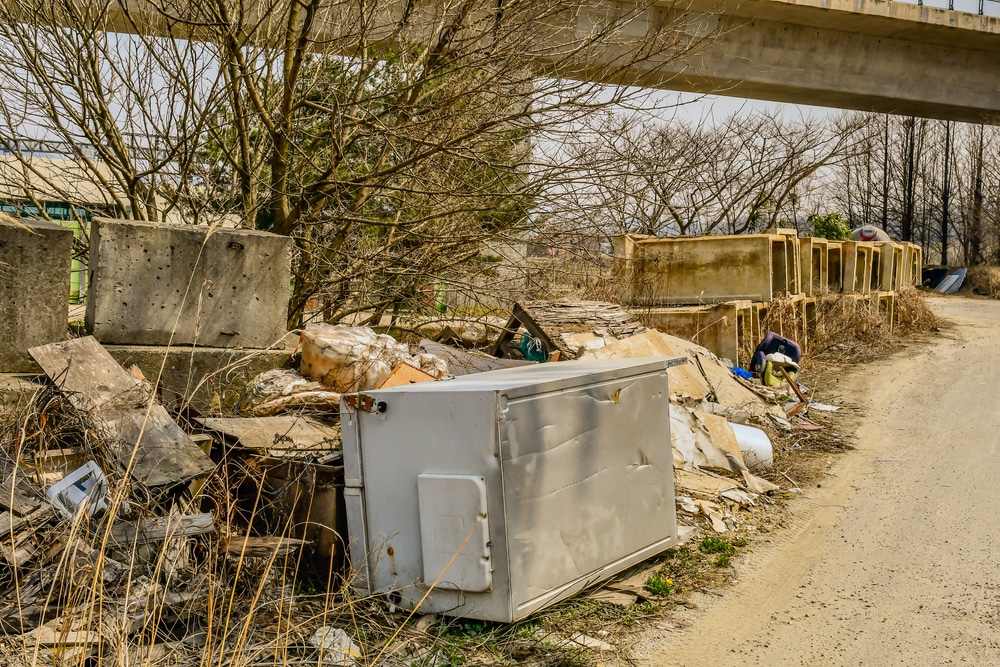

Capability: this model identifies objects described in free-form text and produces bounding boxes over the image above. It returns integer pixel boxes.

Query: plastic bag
[299,324,448,392]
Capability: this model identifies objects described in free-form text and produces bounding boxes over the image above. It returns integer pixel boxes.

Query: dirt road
[635,295,1000,666]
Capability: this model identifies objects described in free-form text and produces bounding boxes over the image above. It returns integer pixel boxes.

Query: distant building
[0,155,125,303]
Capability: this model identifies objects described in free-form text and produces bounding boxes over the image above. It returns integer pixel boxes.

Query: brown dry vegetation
[965,266,1000,298]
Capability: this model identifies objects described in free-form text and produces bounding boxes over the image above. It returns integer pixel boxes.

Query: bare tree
[0,2,220,223]
[0,0,715,325]
[554,108,866,243]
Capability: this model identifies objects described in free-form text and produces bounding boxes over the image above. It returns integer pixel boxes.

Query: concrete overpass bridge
[599,0,1000,124]
[43,0,1000,124]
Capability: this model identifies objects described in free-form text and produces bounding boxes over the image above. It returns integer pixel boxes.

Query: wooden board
[196,416,341,454]
[225,536,308,559]
[28,337,215,488]
[491,301,646,359]
[0,472,44,516]
[378,362,435,388]
[110,513,215,546]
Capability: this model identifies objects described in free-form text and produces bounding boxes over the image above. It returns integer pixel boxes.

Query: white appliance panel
[343,357,682,622]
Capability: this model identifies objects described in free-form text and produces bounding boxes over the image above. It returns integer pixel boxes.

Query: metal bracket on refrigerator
[343,394,388,414]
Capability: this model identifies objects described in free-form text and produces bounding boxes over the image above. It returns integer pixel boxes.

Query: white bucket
[729,423,773,472]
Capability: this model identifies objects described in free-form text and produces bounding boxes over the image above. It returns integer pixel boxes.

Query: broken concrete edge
[1,343,297,417]
[27,336,215,488]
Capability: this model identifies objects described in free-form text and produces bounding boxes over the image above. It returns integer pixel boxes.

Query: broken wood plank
[492,301,647,360]
[225,536,308,559]
[0,504,54,536]
[0,504,55,566]
[110,513,215,546]
[28,337,215,488]
[115,586,208,634]
[196,416,341,454]
[249,390,343,416]
[0,471,44,516]
[23,615,101,648]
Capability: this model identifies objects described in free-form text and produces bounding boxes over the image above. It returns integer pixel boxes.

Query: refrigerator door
[341,389,508,616]
[498,365,675,616]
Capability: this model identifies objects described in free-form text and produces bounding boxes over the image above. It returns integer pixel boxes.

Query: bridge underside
[85,0,1000,124]
[572,0,1000,124]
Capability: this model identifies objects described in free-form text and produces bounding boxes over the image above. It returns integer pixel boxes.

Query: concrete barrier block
[0,218,72,372]
[614,234,799,305]
[636,301,754,365]
[105,345,294,413]
[87,218,292,348]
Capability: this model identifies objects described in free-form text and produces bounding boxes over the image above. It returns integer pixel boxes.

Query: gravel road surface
[634,295,1000,667]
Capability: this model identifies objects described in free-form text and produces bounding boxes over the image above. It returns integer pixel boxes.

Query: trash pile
[0,300,829,663]
[0,326,454,665]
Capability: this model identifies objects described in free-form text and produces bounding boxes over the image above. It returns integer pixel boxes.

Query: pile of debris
[0,328,454,664]
[0,299,826,663]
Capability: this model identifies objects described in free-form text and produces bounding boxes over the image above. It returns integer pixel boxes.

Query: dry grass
[748,288,940,367]
[965,266,1000,298]
[0,384,672,667]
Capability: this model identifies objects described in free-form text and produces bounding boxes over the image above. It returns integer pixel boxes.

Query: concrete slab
[0,218,72,372]
[86,218,292,348]
[105,344,294,414]
[613,234,801,306]
[0,373,46,414]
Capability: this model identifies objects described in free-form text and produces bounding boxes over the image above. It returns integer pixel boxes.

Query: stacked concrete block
[877,243,905,292]
[842,241,875,295]
[825,241,844,291]
[613,233,801,305]
[616,233,927,362]
[902,243,923,286]
[798,237,828,296]
[0,218,72,372]
[86,218,293,348]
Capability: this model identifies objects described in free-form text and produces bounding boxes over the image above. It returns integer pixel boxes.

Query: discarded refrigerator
[342,357,682,622]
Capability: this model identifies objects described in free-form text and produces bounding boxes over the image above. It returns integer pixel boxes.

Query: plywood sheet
[197,415,340,453]
[28,337,214,487]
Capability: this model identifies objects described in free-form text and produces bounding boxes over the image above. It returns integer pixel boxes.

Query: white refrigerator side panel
[499,370,675,612]
[347,390,513,620]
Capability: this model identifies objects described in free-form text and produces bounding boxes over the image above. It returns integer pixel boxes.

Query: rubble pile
[0,300,833,663]
[0,336,367,665]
